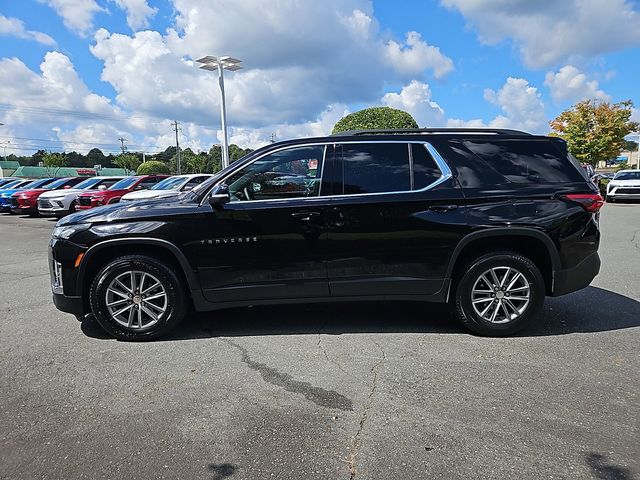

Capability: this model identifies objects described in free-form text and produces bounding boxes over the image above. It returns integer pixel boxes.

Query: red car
[75,175,169,210]
[11,177,84,216]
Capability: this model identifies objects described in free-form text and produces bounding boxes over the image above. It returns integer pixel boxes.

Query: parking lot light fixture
[195,55,243,169]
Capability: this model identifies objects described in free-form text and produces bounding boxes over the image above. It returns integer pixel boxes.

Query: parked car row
[0,174,214,217]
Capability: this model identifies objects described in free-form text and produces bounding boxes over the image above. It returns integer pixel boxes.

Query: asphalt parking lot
[0,205,638,480]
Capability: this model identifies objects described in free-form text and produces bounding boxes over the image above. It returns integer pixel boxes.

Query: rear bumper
[552,252,601,296]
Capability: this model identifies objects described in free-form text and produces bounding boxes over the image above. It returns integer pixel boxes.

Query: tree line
[6,144,254,175]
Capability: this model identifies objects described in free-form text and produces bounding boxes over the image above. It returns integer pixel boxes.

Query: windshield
[74,177,101,189]
[44,178,71,189]
[614,171,640,180]
[1,180,22,189]
[109,177,138,190]
[152,176,185,190]
[24,178,53,189]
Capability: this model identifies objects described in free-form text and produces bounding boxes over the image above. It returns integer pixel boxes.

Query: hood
[40,187,86,199]
[17,188,47,196]
[121,189,180,201]
[78,188,127,198]
[0,188,27,197]
[57,195,199,226]
[610,179,640,187]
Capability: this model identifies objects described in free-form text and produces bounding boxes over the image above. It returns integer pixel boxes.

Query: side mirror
[98,185,107,191]
[208,183,230,209]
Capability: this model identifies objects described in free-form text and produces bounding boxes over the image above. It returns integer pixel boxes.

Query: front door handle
[428,204,459,212]
[291,211,321,221]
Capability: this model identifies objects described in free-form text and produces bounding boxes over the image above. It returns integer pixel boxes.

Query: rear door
[326,141,467,298]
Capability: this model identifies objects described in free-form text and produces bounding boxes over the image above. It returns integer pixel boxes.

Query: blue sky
[0,0,639,155]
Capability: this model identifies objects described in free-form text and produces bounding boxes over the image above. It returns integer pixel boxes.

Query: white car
[120,174,213,202]
[37,176,124,217]
[606,169,640,202]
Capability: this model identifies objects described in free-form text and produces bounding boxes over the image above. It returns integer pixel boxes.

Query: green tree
[114,153,141,175]
[42,151,67,176]
[184,152,209,174]
[332,106,419,134]
[137,161,171,175]
[549,100,639,166]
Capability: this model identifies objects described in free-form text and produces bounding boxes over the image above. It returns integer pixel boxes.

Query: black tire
[89,255,188,341]
[453,251,545,336]
[69,200,77,213]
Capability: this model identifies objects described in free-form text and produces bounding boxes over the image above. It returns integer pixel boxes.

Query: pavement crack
[631,229,640,251]
[346,341,386,480]
[316,321,348,374]
[223,339,353,411]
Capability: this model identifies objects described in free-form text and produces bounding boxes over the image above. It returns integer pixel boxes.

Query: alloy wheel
[471,266,531,324]
[105,270,167,330]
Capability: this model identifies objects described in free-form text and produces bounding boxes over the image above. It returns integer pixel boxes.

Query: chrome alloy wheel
[471,266,531,324]
[105,270,167,330]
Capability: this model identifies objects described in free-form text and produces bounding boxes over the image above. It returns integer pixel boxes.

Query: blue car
[0,178,57,213]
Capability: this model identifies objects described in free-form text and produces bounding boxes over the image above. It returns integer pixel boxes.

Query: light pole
[195,56,243,169]
[0,140,9,162]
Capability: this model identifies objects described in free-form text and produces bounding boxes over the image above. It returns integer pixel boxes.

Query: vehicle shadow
[80,286,640,341]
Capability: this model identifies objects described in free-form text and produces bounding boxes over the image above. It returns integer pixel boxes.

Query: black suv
[49,128,603,340]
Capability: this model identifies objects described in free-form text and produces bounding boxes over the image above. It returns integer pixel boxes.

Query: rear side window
[340,143,410,194]
[463,140,584,184]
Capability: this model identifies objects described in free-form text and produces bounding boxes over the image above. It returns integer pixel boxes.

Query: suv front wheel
[453,251,545,336]
[89,255,187,341]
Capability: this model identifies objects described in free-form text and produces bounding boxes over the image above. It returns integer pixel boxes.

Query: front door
[326,141,467,298]
[195,144,331,303]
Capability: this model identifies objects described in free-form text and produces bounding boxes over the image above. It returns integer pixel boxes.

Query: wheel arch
[447,228,560,295]
[77,238,200,311]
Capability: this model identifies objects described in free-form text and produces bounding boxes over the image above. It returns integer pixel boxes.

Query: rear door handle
[428,204,459,212]
[291,211,321,221]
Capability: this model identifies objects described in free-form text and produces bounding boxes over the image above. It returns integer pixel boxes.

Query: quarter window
[412,144,442,189]
[226,145,325,202]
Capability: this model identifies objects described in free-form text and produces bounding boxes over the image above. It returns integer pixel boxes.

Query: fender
[445,227,561,278]
[76,237,201,293]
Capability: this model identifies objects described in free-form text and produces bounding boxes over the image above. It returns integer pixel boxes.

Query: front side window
[225,145,325,202]
[340,143,410,194]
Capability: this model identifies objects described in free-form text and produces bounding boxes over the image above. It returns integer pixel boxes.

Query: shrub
[332,107,419,134]
[137,161,171,175]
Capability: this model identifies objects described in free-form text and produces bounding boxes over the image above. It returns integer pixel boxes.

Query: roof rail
[330,128,531,136]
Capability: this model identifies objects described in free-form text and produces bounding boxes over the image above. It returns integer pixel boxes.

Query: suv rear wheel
[89,255,187,341]
[453,251,544,336]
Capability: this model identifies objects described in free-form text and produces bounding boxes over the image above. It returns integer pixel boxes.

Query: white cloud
[89,1,454,129]
[0,15,56,45]
[112,0,158,30]
[0,52,132,154]
[448,77,546,133]
[381,80,445,127]
[441,0,640,68]
[39,0,105,36]
[383,31,454,79]
[544,65,611,103]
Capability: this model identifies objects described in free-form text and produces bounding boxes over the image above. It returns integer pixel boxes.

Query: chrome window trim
[203,140,453,206]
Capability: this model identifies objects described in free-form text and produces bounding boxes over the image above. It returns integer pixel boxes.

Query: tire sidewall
[457,253,545,335]
[90,256,185,341]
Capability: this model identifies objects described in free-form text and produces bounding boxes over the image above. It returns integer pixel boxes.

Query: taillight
[560,193,604,213]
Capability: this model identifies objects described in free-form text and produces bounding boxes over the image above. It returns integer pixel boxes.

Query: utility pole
[118,137,127,154]
[270,133,276,144]
[171,120,181,174]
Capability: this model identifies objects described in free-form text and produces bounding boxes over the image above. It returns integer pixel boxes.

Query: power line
[0,135,158,150]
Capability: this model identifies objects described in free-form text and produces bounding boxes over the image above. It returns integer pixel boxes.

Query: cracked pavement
[1,204,639,480]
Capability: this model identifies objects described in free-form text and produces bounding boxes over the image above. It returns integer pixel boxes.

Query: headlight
[52,223,91,239]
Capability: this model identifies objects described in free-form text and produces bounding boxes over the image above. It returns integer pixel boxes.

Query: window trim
[203,140,452,205]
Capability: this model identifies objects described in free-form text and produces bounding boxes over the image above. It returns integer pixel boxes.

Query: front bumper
[52,292,84,316]
[552,252,601,296]
[607,186,640,199]
[49,238,88,316]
